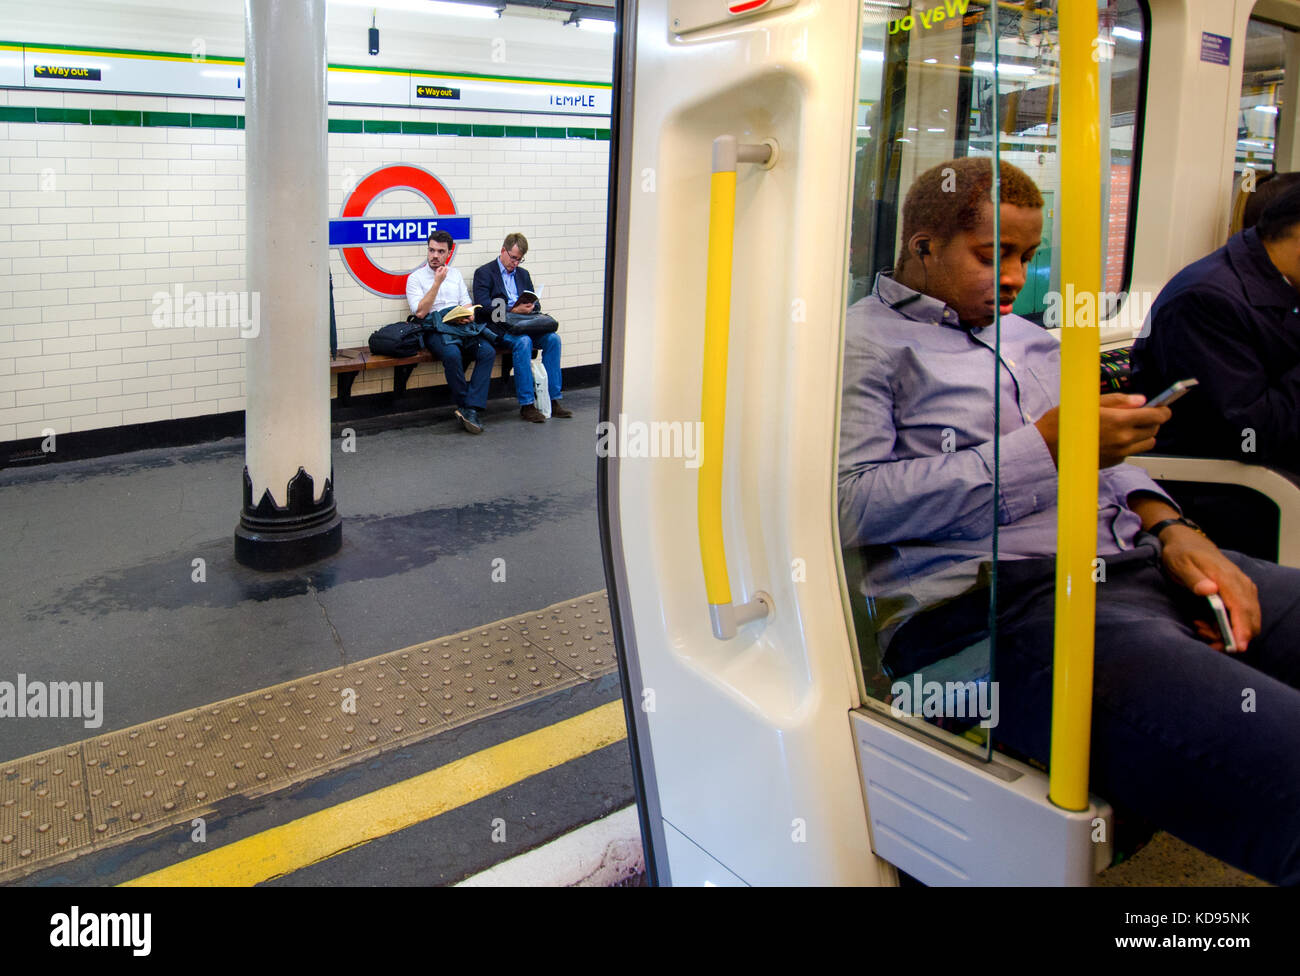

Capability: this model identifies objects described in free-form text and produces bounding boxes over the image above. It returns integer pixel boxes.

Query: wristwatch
[1146,516,1204,539]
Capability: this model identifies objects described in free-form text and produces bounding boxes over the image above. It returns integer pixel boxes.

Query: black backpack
[367,317,426,357]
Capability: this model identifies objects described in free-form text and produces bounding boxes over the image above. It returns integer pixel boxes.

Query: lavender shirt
[837,273,1172,644]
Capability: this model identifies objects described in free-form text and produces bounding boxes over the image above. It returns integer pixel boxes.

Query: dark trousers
[889,548,1300,886]
[427,332,495,410]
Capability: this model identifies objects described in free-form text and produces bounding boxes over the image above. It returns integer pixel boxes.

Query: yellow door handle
[700,135,776,640]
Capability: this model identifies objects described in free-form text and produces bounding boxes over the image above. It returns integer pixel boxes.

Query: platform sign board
[23,46,245,98]
[415,84,460,101]
[6,43,612,115]
[408,73,610,115]
[328,215,471,248]
[330,164,472,299]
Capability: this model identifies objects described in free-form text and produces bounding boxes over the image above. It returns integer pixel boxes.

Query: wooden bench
[329,342,536,405]
[330,346,434,404]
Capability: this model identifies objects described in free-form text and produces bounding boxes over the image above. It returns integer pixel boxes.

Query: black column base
[234,465,343,571]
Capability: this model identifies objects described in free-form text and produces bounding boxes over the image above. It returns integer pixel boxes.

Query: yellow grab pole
[1049,1,1102,811]
[699,136,773,640]
[700,166,737,608]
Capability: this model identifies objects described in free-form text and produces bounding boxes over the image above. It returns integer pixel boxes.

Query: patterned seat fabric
[1100,346,1133,394]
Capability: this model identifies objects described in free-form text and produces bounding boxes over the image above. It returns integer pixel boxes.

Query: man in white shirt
[405,230,496,434]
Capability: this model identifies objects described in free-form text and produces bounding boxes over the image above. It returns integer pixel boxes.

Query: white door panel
[610,0,883,884]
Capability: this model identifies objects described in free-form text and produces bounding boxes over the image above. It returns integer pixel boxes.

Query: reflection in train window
[853,0,1149,317]
[841,2,1148,755]
[1237,17,1286,175]
[1229,17,1296,234]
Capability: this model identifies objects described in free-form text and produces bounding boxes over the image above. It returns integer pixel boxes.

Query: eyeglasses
[504,251,525,264]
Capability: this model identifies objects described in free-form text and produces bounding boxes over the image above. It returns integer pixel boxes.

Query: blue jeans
[506,332,562,406]
[427,332,494,410]
[982,549,1300,886]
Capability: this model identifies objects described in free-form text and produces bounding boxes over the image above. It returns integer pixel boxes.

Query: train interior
[846,0,1300,885]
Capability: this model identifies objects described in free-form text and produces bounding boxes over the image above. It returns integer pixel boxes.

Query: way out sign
[330,164,472,298]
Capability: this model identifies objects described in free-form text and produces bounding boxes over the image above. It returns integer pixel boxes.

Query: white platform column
[234,0,341,570]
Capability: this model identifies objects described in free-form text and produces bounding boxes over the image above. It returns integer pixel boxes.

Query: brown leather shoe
[521,404,546,423]
[550,400,573,418]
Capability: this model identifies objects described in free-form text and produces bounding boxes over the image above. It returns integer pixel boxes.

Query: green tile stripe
[91,109,140,126]
[190,113,239,129]
[36,107,89,124]
[143,111,189,127]
[4,104,610,142]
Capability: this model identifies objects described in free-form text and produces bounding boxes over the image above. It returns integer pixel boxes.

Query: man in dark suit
[1133,183,1300,474]
[472,232,571,422]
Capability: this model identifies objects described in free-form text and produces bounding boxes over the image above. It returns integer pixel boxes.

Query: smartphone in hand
[1205,593,1240,652]
[1146,378,1199,407]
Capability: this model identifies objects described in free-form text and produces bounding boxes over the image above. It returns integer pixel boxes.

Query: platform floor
[0,389,607,762]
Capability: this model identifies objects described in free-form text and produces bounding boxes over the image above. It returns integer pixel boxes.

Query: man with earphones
[837,156,1300,886]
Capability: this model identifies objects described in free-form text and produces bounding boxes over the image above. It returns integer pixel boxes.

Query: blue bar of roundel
[328,215,472,246]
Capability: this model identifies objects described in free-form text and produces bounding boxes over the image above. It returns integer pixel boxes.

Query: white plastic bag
[531,358,552,418]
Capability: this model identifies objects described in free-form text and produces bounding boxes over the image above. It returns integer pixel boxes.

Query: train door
[600,0,874,886]
[602,0,1121,886]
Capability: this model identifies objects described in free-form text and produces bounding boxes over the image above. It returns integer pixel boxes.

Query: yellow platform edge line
[121,699,628,887]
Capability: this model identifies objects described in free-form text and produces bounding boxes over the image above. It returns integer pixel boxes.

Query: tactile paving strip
[0,591,617,881]
[506,594,616,679]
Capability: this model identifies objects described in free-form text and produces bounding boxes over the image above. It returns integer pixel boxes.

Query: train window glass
[843,0,1006,760]
[840,1,1148,759]
[851,2,1149,319]
[1237,18,1285,177]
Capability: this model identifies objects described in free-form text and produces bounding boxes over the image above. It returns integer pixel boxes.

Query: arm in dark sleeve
[472,265,495,324]
[1152,290,1300,465]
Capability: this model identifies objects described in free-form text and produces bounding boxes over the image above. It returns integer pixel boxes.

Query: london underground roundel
[329,164,472,298]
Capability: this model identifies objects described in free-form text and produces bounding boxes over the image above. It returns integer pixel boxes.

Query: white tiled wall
[0,90,610,444]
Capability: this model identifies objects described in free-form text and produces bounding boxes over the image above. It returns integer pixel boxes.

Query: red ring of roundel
[340,164,459,299]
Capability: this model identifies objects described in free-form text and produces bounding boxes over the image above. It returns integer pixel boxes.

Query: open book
[515,284,543,307]
[440,303,480,323]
